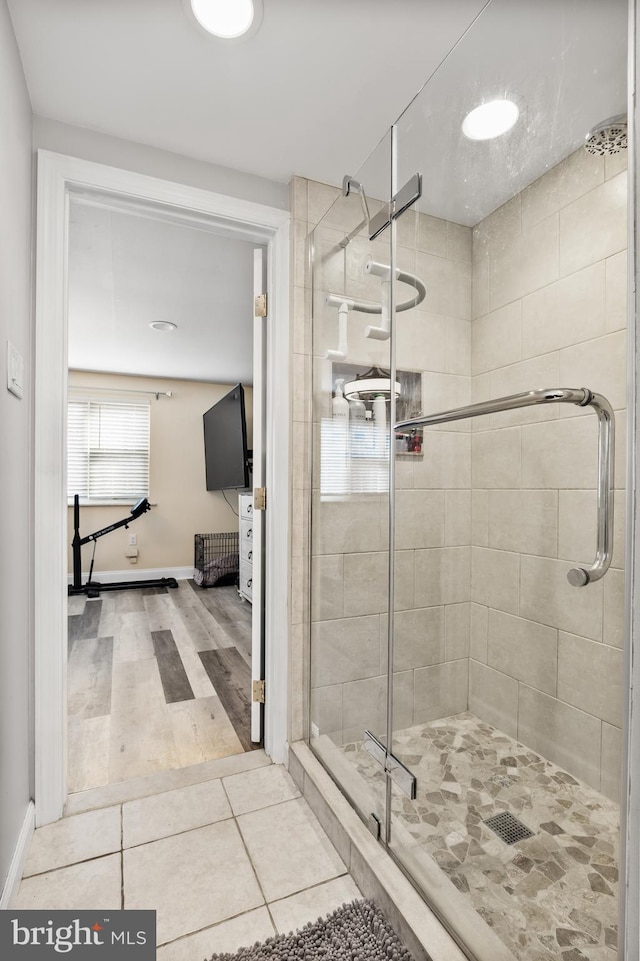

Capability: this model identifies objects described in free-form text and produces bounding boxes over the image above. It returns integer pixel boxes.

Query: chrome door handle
[396,387,615,587]
[565,391,614,586]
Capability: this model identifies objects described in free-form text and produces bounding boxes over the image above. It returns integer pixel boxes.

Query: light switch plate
[7,341,24,399]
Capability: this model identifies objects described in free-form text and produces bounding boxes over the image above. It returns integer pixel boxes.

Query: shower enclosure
[307,1,630,959]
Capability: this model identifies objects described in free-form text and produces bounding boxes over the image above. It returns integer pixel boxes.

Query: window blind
[320,418,389,496]
[68,399,150,501]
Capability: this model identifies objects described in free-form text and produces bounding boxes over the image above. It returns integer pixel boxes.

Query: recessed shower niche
[332,363,423,446]
[324,364,423,497]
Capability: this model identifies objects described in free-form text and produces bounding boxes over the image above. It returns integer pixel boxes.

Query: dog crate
[194,532,239,588]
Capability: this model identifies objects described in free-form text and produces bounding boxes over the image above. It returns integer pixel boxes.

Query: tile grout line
[120,777,305,853]
[23,850,123,881]
[125,811,235,851]
[231,791,351,930]
[220,778,278,937]
[267,871,352,914]
[150,776,341,950]
[157,905,272,952]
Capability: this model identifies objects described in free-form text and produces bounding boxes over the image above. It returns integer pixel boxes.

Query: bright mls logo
[1,910,156,958]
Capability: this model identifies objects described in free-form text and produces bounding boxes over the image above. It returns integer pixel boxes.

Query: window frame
[66,394,151,506]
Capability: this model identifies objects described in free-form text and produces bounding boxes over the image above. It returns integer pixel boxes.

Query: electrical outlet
[129,533,137,546]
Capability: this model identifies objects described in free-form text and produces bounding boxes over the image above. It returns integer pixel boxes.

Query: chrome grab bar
[395,387,615,588]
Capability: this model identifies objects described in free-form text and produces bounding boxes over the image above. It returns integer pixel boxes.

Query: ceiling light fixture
[149,322,177,332]
[462,99,519,141]
[187,0,262,40]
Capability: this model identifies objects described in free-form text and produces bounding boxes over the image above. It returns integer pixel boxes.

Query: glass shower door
[387,1,627,959]
[308,130,395,835]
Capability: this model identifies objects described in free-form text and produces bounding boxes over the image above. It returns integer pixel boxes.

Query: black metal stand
[68,494,178,597]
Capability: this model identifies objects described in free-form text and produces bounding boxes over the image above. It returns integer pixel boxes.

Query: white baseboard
[67,566,192,585]
[0,801,35,909]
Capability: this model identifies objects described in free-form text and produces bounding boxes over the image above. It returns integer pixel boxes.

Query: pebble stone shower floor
[342,712,619,961]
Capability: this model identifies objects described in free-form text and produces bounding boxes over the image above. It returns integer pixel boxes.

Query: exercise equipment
[68,493,178,597]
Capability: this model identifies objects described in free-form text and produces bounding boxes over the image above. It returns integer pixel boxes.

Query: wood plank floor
[67,580,256,793]
[199,649,254,752]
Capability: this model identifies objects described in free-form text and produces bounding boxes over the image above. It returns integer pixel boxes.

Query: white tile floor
[12,754,362,958]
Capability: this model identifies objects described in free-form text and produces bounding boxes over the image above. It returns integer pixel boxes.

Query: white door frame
[34,149,290,826]
[251,248,267,743]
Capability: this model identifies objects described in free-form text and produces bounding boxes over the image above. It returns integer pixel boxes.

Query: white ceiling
[8,0,490,187]
[68,199,260,383]
[9,0,628,380]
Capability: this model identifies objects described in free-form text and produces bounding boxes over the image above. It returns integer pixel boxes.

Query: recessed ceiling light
[149,322,177,332]
[462,99,519,141]
[187,0,262,39]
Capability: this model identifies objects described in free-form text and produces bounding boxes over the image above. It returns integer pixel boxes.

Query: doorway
[34,151,290,825]
[65,193,268,790]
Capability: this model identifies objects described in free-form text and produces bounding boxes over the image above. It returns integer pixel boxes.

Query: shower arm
[339,175,371,249]
[396,387,615,588]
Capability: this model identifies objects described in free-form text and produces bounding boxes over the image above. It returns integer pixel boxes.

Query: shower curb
[287,740,468,961]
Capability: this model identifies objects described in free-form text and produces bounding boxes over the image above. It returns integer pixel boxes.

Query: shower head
[585,114,627,156]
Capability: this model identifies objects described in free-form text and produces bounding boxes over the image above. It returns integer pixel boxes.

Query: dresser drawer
[240,518,253,545]
[239,561,253,601]
[240,535,253,563]
[238,492,254,602]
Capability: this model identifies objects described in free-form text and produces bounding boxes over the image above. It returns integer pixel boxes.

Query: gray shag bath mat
[207,899,416,961]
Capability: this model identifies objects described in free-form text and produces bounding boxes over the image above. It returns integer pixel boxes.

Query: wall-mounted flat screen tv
[203,384,251,491]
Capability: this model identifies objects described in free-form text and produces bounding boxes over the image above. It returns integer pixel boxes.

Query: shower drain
[482,811,535,844]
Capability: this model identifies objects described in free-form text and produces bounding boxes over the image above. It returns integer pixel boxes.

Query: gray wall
[32,116,289,211]
[0,0,34,897]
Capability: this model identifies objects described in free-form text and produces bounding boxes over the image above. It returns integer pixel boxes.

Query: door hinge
[369,172,422,240]
[363,729,417,800]
[252,679,265,703]
[254,293,267,317]
[254,487,267,510]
